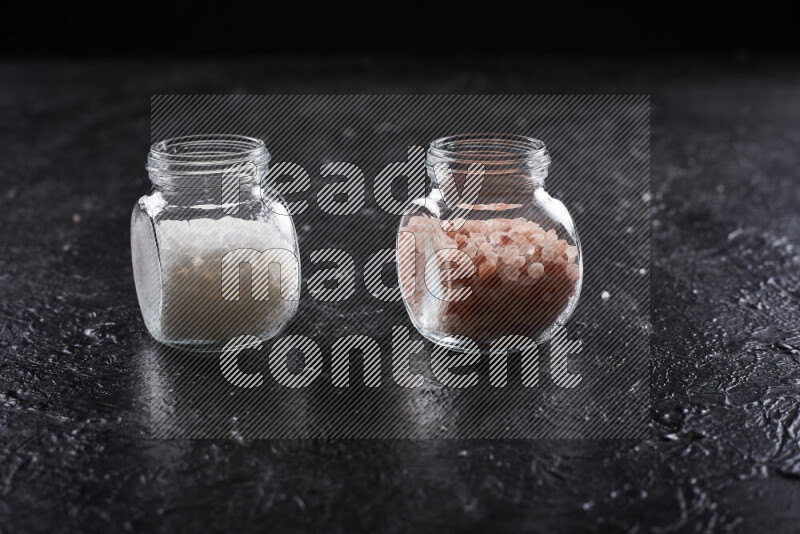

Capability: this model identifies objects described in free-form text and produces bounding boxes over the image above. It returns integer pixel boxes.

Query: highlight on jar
[131,135,300,352]
[397,134,582,352]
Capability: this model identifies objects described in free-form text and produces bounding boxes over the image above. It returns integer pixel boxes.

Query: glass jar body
[397,137,582,352]
[131,136,299,351]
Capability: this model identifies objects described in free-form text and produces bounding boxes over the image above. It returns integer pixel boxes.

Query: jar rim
[427,133,550,168]
[146,134,271,177]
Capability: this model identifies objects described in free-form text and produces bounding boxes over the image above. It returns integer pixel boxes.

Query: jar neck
[146,135,270,207]
[426,134,550,206]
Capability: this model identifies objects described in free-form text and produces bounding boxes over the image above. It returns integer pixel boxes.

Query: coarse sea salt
[132,215,299,346]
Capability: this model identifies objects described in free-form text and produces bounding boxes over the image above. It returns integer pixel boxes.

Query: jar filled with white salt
[131,135,300,351]
[397,134,582,351]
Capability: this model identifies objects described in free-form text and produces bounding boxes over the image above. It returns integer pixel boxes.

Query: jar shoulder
[131,193,298,251]
[399,188,580,250]
[401,189,577,225]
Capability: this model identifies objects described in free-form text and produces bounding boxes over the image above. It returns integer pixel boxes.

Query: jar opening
[427,134,551,201]
[146,134,270,187]
[428,133,549,168]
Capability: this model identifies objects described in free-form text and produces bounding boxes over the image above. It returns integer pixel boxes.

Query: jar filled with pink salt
[397,134,582,352]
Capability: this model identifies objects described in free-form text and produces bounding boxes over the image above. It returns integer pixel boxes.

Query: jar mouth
[146,134,271,181]
[427,133,550,170]
[427,134,551,200]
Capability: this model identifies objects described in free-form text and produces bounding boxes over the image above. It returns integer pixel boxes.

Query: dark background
[3,3,800,58]
[2,7,800,534]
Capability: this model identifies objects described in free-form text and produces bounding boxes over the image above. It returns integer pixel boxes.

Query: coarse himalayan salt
[478,259,498,278]
[509,255,526,269]
[471,232,486,243]
[521,244,538,259]
[527,262,545,279]
[399,215,581,342]
[566,245,579,261]
[501,264,521,281]
[464,220,484,233]
[540,247,556,262]
[501,248,519,265]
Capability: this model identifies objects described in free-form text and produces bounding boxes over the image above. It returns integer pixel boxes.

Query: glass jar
[397,134,582,352]
[131,134,300,351]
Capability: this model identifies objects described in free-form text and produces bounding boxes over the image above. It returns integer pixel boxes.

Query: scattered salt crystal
[727,228,744,241]
[601,291,611,300]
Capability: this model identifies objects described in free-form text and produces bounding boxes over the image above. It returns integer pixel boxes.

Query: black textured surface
[1,57,800,532]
